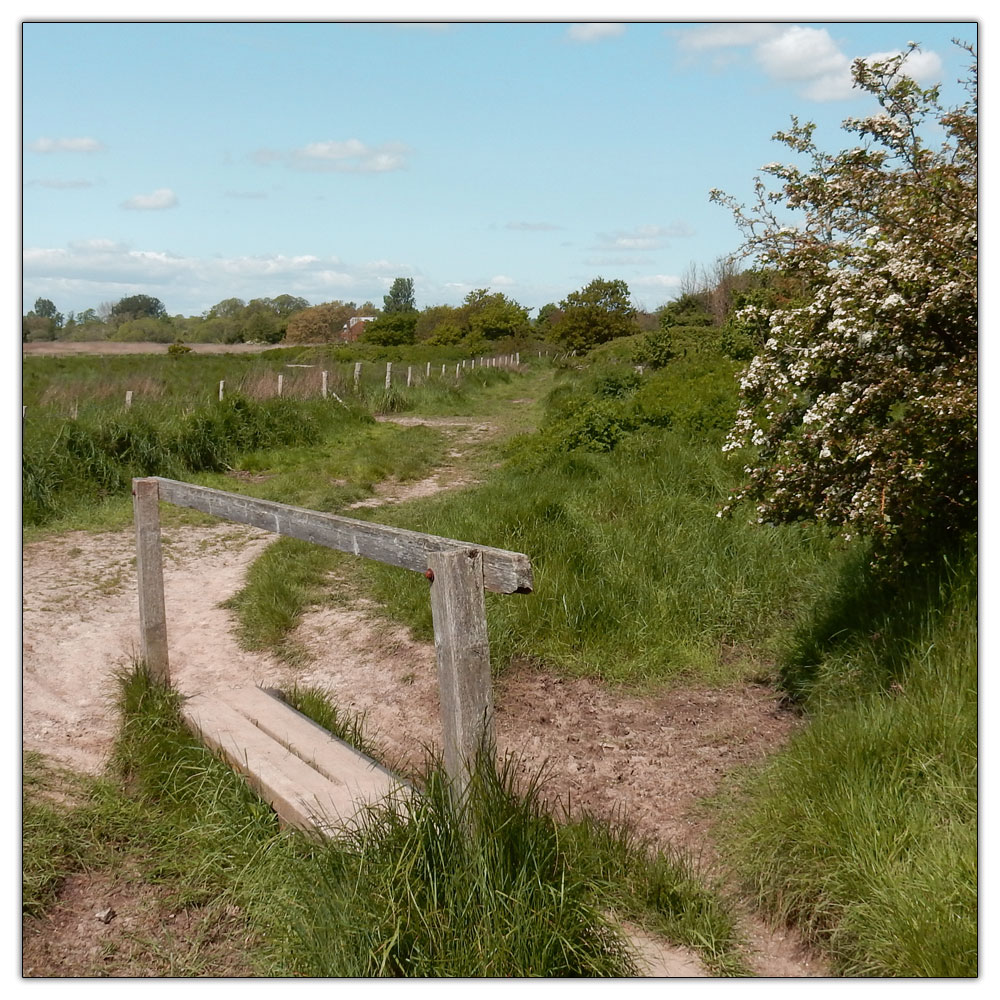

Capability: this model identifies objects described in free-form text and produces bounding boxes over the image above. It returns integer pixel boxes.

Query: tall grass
[25,665,746,976]
[22,393,367,527]
[288,754,638,977]
[718,554,978,976]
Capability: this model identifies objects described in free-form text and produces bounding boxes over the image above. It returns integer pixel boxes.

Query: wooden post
[354,362,362,390]
[219,380,225,402]
[125,390,133,409]
[441,364,446,377]
[385,362,392,389]
[407,365,413,387]
[455,363,460,378]
[427,548,494,798]
[426,361,431,378]
[277,374,284,397]
[516,352,520,365]
[321,371,328,399]
[132,478,170,684]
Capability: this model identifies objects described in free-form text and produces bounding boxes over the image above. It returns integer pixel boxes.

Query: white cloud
[678,23,944,103]
[121,188,178,211]
[290,138,409,173]
[567,23,625,43]
[490,274,516,286]
[28,136,105,153]
[755,27,849,83]
[861,47,944,84]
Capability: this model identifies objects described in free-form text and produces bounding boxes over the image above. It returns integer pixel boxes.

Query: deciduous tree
[383,277,416,314]
[553,278,638,352]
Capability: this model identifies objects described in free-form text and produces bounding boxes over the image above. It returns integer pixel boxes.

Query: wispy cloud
[594,223,694,251]
[121,188,178,211]
[289,139,409,174]
[27,178,96,189]
[678,24,944,102]
[506,221,564,232]
[251,139,410,173]
[678,24,782,51]
[22,239,417,314]
[630,273,683,290]
[567,23,625,43]
[28,136,105,153]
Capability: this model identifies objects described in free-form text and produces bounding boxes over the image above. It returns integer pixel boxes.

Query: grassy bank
[717,553,978,977]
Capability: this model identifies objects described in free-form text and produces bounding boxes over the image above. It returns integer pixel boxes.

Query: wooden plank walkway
[181,685,408,836]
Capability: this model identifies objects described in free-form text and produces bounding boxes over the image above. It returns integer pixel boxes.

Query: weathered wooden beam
[132,478,170,683]
[150,477,533,594]
[427,548,494,798]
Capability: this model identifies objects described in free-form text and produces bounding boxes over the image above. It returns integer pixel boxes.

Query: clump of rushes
[286,752,639,977]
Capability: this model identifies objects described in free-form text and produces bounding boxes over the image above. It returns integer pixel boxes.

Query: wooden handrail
[150,477,532,595]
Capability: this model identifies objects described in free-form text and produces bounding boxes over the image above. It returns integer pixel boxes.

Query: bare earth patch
[21,870,255,978]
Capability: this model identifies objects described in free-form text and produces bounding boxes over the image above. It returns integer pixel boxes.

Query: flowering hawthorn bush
[711,43,977,566]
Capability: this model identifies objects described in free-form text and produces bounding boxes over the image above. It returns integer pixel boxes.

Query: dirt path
[22,417,827,977]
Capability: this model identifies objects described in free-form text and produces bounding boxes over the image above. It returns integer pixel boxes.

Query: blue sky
[21,16,978,318]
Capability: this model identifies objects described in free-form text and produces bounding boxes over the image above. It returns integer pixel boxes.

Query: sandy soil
[21,419,827,977]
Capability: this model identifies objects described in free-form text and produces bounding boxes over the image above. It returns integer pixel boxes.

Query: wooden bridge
[132,477,533,834]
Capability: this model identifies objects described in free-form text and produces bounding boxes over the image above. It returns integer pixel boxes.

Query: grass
[716,552,978,976]
[343,426,847,686]
[23,666,747,977]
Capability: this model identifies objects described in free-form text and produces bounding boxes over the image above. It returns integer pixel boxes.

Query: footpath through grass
[23,668,747,977]
[252,336,975,977]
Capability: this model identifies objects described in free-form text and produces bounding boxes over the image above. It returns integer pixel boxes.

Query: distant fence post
[132,478,170,684]
[277,374,284,397]
[322,371,328,399]
[441,364,446,377]
[354,362,362,390]
[385,362,392,389]
[426,362,431,378]
[407,365,413,387]
[125,390,133,409]
[427,547,494,800]
[455,363,460,378]
[219,380,225,402]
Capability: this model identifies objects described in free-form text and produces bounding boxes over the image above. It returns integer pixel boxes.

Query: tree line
[23,274,714,354]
